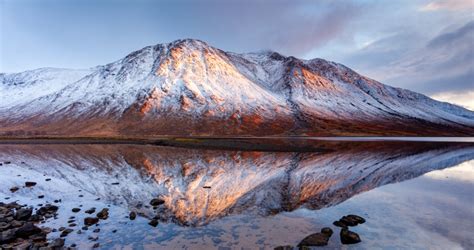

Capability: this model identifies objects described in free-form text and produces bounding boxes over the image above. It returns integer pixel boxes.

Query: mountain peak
[169,38,210,48]
[1,39,473,137]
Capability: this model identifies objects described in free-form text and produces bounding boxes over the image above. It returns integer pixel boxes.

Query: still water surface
[0,140,473,249]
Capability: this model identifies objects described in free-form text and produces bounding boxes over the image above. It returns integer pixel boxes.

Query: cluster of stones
[333,214,365,244]
[0,202,64,249]
[127,197,166,227]
[5,177,113,249]
[275,214,366,249]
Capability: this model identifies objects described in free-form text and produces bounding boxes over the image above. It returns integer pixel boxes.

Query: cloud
[182,0,362,57]
[387,21,474,93]
[420,0,473,12]
[266,2,361,56]
[431,91,474,111]
[428,20,474,47]
[342,20,474,97]
[0,0,364,72]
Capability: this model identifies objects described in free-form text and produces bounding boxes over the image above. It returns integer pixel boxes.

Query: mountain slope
[1,39,473,136]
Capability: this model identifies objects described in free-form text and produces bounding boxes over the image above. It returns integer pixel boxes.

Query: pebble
[148,219,158,227]
[84,217,99,226]
[149,198,165,206]
[24,182,37,187]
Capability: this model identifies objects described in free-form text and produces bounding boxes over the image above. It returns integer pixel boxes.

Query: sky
[1,0,473,110]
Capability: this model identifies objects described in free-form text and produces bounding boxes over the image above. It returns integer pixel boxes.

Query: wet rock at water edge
[60,228,73,237]
[36,204,59,216]
[150,198,165,206]
[85,208,96,214]
[15,222,41,238]
[24,182,36,187]
[97,208,109,220]
[148,219,158,227]
[335,214,366,227]
[72,208,81,213]
[0,229,16,243]
[298,232,331,247]
[321,227,333,237]
[49,238,65,248]
[29,214,41,222]
[340,228,361,244]
[84,217,99,226]
[88,236,99,241]
[14,208,32,221]
[10,220,24,228]
[274,246,292,250]
[346,214,365,224]
[0,222,10,231]
[129,211,136,220]
[333,220,348,229]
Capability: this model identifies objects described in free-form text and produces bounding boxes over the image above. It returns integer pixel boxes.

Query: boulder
[15,222,41,238]
[14,208,32,221]
[84,217,99,226]
[321,227,333,237]
[298,233,330,247]
[0,229,16,244]
[340,229,361,244]
[97,208,109,220]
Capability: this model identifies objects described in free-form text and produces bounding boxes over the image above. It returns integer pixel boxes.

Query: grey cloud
[342,20,474,95]
[146,0,362,57]
[267,3,361,56]
[428,21,474,48]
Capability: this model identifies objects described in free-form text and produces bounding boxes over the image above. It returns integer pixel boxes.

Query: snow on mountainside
[0,39,473,136]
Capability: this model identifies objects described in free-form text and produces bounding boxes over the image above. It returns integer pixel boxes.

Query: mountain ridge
[1,39,473,136]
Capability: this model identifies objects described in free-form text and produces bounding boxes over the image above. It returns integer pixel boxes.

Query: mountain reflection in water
[0,140,473,248]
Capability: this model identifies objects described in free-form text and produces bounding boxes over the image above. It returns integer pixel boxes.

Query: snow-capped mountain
[1,39,473,136]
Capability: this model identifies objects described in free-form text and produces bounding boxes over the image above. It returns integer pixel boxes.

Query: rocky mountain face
[1,39,473,136]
